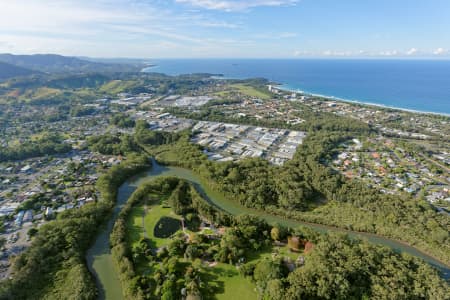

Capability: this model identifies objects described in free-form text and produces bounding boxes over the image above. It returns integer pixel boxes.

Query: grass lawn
[126,204,180,249]
[125,205,145,249]
[143,205,182,248]
[155,151,180,164]
[231,84,271,100]
[247,244,303,262]
[213,91,232,97]
[126,188,183,248]
[126,203,182,272]
[204,262,257,300]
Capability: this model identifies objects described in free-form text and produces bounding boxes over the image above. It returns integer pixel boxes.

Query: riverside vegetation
[0,117,448,299]
[139,121,450,267]
[110,175,449,299]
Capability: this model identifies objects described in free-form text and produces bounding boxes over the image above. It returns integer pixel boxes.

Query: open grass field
[126,202,183,249]
[144,205,182,248]
[99,80,137,94]
[23,87,62,101]
[212,90,232,98]
[230,84,271,100]
[155,151,180,164]
[212,83,270,100]
[203,262,257,300]
[125,205,145,249]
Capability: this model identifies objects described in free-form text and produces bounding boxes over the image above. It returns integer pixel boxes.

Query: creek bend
[87,160,450,299]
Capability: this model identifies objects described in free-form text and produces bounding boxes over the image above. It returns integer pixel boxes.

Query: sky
[0,0,449,58]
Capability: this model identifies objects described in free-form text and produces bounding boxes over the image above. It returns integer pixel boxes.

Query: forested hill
[0,62,37,80]
[0,53,143,73]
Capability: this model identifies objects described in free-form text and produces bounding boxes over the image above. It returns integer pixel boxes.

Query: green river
[87,161,450,300]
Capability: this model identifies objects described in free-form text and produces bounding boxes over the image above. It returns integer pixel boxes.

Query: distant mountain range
[0,54,144,79]
[0,61,39,80]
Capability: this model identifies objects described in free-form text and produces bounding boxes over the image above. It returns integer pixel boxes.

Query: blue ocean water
[144,59,450,115]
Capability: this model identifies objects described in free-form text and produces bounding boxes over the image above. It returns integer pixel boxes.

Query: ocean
[144,59,450,115]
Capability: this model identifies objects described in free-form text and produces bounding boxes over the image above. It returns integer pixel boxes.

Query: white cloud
[253,32,298,40]
[106,24,207,44]
[433,47,447,55]
[406,48,418,55]
[321,50,354,57]
[293,50,315,57]
[0,0,229,57]
[379,50,399,56]
[0,0,258,59]
[197,21,241,28]
[175,0,298,12]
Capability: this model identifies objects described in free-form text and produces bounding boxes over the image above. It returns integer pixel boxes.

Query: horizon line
[2,52,450,61]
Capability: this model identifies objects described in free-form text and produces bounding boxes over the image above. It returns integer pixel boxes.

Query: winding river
[87,160,450,299]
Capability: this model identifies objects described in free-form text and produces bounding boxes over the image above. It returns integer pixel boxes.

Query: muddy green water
[87,161,449,299]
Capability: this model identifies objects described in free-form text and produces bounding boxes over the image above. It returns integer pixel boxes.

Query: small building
[20,165,32,173]
[23,210,33,223]
[45,207,54,217]
[15,211,25,227]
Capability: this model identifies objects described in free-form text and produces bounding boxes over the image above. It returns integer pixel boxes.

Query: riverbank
[148,160,450,277]
[191,172,450,277]
[85,155,150,300]
[104,167,446,299]
[87,159,449,299]
[152,152,450,270]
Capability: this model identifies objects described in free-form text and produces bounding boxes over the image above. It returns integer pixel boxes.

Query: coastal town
[0,75,449,281]
[1,0,450,297]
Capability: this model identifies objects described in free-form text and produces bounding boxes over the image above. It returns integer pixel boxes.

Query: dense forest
[244,232,449,300]
[88,133,140,155]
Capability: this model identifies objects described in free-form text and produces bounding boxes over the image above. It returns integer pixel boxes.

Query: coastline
[276,84,450,117]
[141,64,450,117]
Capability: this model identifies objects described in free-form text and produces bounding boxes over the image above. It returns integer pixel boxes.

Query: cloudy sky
[0,0,449,58]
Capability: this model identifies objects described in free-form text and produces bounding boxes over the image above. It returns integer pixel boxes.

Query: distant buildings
[191,121,306,165]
